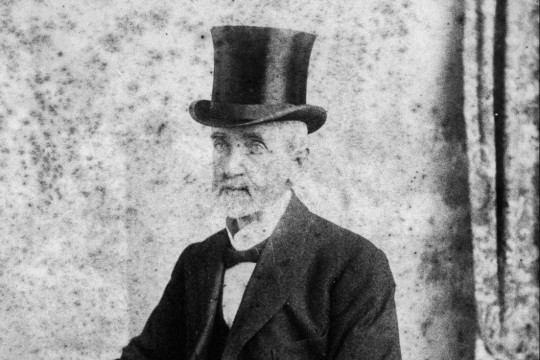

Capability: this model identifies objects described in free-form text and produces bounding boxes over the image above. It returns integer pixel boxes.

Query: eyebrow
[210,132,227,140]
[241,132,266,143]
[210,131,266,144]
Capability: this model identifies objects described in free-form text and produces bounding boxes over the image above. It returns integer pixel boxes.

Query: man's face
[211,123,298,218]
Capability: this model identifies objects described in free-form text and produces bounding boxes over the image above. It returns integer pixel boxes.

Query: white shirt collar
[225,189,292,251]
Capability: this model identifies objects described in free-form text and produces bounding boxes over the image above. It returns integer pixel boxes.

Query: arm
[117,248,190,360]
[328,249,401,360]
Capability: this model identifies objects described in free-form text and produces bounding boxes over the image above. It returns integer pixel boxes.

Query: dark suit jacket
[119,194,401,360]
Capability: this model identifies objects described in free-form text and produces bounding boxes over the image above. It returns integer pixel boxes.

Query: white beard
[213,188,264,218]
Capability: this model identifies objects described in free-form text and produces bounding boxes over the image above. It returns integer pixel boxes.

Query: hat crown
[211,26,316,105]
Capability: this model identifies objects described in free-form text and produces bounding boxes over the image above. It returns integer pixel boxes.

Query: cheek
[211,162,220,178]
[243,162,265,182]
[212,154,226,173]
[246,157,290,185]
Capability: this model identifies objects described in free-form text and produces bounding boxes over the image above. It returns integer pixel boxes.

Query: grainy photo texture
[0,1,537,360]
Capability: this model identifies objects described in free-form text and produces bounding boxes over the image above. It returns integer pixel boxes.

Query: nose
[222,145,246,176]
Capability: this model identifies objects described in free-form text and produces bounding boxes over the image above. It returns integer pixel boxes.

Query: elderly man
[118,26,401,360]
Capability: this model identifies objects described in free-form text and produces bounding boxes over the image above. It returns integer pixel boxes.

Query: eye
[246,140,267,155]
[213,138,229,152]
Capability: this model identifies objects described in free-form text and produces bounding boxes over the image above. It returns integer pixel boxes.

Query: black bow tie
[223,240,267,269]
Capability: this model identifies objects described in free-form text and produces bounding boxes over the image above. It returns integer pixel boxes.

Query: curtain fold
[463,0,539,358]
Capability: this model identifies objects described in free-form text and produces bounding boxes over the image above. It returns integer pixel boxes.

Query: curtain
[463,0,539,359]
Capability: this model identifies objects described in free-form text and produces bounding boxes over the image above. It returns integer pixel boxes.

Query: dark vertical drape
[492,0,508,325]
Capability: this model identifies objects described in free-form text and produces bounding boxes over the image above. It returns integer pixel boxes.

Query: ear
[287,147,309,186]
[292,147,310,167]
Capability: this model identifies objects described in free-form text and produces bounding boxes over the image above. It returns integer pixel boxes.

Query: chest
[222,263,257,327]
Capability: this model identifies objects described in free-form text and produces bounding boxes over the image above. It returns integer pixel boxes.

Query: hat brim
[189,100,326,134]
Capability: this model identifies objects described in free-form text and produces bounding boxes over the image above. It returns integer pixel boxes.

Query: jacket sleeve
[117,247,190,360]
[328,248,402,360]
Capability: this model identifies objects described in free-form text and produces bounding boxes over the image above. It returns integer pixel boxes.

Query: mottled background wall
[0,0,502,358]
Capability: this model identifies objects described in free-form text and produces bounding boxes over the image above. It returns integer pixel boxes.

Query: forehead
[210,123,282,142]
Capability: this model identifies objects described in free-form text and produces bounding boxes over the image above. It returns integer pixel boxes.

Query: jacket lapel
[188,231,227,360]
[222,194,313,360]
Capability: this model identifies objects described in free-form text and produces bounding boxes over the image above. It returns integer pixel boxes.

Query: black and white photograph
[0,1,537,359]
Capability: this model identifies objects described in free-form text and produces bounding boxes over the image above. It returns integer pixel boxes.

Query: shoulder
[306,213,393,281]
[307,213,386,260]
[183,229,227,254]
[171,229,227,271]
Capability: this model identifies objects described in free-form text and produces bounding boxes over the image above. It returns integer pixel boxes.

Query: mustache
[213,176,254,195]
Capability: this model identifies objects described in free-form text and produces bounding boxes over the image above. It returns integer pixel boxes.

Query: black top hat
[189,26,326,133]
